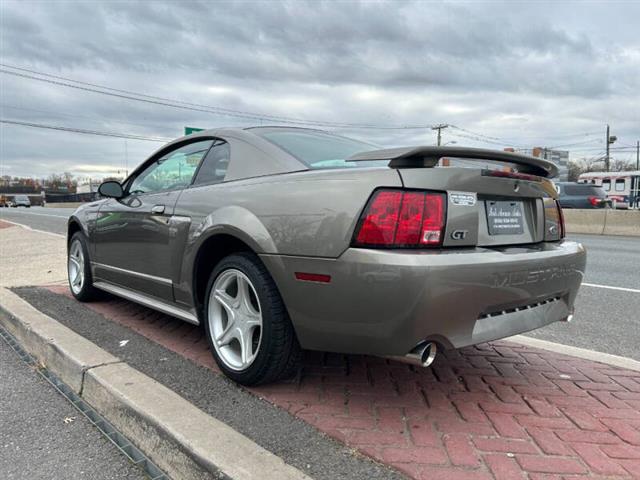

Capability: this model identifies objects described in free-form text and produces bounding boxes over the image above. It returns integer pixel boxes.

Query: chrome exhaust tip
[386,342,437,368]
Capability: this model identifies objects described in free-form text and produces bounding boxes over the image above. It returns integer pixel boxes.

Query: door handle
[151,205,165,215]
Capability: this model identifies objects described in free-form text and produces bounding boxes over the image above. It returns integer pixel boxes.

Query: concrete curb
[0,288,120,392]
[508,334,640,372]
[0,288,311,480]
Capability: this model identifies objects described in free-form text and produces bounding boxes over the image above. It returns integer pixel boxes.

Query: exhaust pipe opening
[385,341,437,368]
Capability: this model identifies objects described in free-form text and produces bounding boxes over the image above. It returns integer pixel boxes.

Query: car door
[93,139,214,300]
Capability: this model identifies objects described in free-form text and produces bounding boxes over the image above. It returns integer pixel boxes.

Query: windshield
[253,128,386,169]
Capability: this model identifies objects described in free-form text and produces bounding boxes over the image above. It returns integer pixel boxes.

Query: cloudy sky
[1,0,639,179]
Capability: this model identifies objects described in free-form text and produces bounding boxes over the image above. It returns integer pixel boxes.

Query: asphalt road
[2,206,639,359]
[0,330,146,480]
[0,206,70,235]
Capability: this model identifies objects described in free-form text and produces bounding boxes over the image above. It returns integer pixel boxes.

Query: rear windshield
[254,128,385,169]
[15,195,29,201]
[563,184,606,196]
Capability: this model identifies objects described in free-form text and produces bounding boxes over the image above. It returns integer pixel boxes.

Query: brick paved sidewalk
[47,285,640,479]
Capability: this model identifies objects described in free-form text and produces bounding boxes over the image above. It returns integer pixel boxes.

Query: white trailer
[578,171,640,209]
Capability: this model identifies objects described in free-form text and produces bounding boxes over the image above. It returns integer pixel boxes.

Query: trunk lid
[398,167,558,247]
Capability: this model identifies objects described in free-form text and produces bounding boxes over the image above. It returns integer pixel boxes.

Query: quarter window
[129,140,213,194]
[615,179,626,192]
[193,141,230,185]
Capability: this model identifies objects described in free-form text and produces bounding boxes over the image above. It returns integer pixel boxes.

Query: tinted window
[129,140,213,194]
[564,184,606,196]
[615,178,626,191]
[193,141,230,185]
[255,129,382,169]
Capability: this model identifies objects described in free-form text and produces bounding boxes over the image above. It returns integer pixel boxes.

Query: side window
[615,179,626,192]
[129,140,213,194]
[602,179,611,191]
[193,141,230,186]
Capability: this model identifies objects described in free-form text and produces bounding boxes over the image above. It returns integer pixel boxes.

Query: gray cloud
[1,0,639,178]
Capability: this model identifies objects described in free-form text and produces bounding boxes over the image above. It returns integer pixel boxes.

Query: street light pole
[606,124,610,172]
[605,124,617,172]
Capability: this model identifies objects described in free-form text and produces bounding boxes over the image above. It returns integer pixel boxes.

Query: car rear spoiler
[347,146,558,178]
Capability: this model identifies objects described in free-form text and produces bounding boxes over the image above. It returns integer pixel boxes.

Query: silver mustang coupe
[67,127,585,385]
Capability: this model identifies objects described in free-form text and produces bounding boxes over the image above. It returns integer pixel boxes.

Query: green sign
[184,127,205,135]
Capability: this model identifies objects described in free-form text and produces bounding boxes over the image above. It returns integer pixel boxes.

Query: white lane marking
[1,210,70,218]
[582,282,640,294]
[0,219,65,238]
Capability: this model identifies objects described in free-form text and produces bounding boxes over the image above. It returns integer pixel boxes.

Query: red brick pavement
[47,284,640,479]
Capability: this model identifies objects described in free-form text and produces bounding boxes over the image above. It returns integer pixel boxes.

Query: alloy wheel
[68,239,85,295]
[208,269,263,371]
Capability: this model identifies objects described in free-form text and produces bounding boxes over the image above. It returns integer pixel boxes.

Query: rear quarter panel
[176,167,402,258]
[173,167,402,306]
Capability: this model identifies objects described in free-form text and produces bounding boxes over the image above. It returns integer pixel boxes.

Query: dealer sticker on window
[449,192,477,206]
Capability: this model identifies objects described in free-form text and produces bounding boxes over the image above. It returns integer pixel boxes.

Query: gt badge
[451,230,468,240]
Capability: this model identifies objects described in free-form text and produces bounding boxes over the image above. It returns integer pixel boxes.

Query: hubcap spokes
[68,240,85,294]
[209,269,262,371]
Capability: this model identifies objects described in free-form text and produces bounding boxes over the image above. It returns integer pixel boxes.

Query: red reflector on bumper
[294,272,331,283]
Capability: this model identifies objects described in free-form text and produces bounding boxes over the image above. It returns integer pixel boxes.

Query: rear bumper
[260,241,586,356]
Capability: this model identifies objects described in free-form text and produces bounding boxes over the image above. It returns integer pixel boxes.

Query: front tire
[204,252,301,386]
[67,232,98,301]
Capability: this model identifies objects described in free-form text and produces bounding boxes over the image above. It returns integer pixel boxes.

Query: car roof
[133,127,310,182]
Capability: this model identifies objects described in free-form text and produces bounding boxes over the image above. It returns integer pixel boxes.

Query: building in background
[76,177,100,194]
[510,147,570,181]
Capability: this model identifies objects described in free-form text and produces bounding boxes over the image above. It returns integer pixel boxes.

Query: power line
[449,124,606,149]
[0,64,434,130]
[447,130,528,149]
[1,103,165,132]
[0,119,170,142]
[548,138,601,149]
[1,63,630,147]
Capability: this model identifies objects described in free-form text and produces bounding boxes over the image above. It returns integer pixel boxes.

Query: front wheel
[67,232,99,301]
[204,252,301,386]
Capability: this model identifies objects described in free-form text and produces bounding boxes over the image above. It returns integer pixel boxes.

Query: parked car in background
[66,127,586,385]
[11,195,31,208]
[556,182,611,209]
[577,171,640,209]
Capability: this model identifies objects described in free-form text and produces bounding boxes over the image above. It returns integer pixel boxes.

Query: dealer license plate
[486,200,524,235]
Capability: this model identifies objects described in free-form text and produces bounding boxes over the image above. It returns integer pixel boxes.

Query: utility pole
[432,124,448,146]
[636,140,639,170]
[605,125,610,172]
[605,124,617,172]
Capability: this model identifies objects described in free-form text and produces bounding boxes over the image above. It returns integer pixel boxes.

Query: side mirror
[98,181,124,198]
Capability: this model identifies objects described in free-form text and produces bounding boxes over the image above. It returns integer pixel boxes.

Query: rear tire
[204,252,301,385]
[67,232,99,302]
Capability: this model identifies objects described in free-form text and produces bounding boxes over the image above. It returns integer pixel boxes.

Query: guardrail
[564,209,640,236]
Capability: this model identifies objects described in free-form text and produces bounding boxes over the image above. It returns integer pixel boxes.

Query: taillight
[556,200,565,239]
[543,198,565,241]
[354,189,446,247]
[481,169,542,182]
[588,196,599,206]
